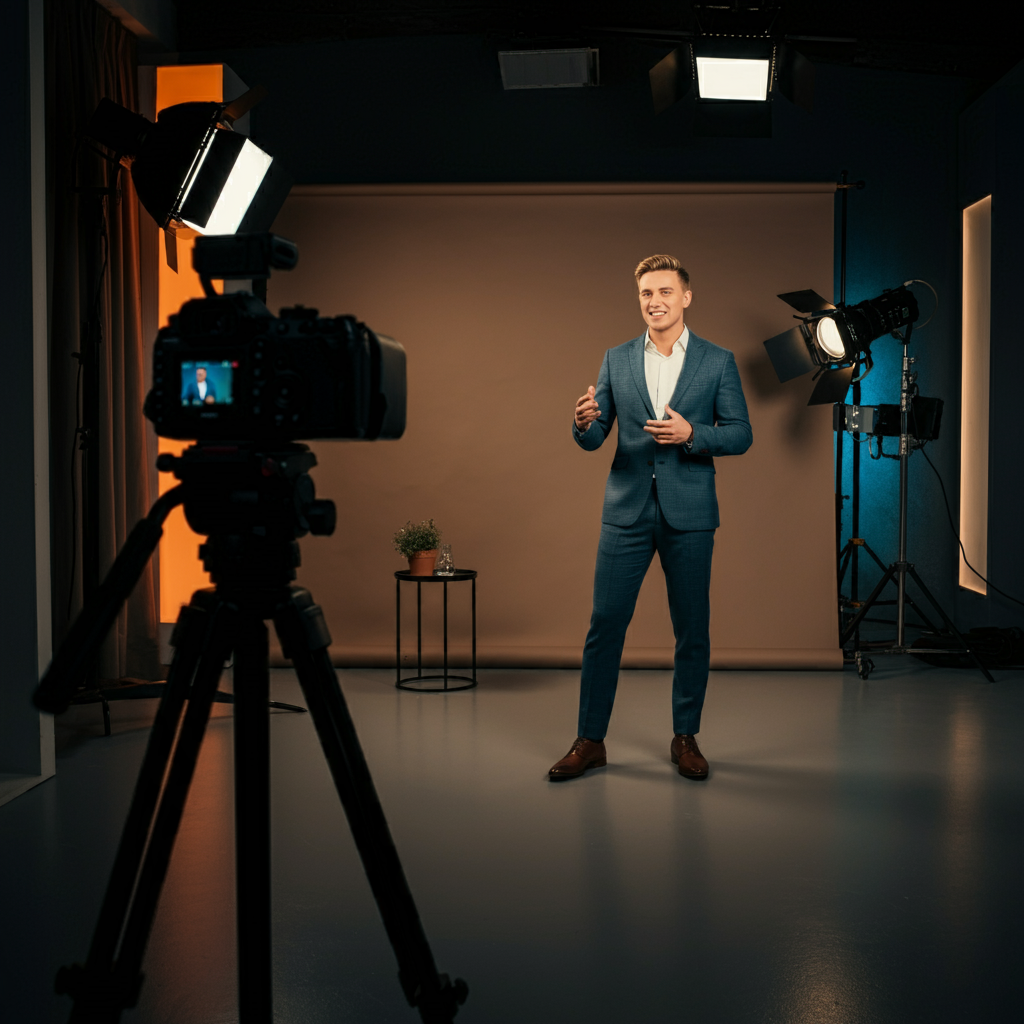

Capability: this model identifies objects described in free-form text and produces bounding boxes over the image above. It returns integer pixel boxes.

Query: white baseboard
[0,771,54,808]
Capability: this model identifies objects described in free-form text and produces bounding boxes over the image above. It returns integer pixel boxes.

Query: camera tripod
[34,444,467,1024]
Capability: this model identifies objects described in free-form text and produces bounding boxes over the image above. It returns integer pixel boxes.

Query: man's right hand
[574,385,601,432]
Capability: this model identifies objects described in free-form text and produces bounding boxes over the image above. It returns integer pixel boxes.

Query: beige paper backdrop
[267,183,840,669]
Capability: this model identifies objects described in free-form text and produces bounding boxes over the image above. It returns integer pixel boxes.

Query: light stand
[66,95,296,732]
[839,323,993,681]
[832,170,861,642]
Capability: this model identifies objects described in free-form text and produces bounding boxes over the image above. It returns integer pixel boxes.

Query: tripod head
[34,443,335,714]
[157,443,336,594]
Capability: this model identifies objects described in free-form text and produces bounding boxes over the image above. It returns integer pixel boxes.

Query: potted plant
[393,519,442,576]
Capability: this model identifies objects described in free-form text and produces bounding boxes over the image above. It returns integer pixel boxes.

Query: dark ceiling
[175,1,1022,85]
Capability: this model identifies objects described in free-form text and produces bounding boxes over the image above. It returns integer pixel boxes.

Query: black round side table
[394,569,477,691]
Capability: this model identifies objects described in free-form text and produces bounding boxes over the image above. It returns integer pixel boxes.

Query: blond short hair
[634,254,690,289]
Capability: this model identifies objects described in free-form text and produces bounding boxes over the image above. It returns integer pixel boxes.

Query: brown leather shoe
[548,737,607,780]
[671,734,709,779]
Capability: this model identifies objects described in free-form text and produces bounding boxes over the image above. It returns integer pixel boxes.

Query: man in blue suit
[181,365,217,405]
[549,254,752,781]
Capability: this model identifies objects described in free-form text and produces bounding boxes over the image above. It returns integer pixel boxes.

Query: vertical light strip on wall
[960,196,991,594]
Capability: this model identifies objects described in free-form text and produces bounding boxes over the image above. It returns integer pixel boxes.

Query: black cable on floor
[919,445,1024,610]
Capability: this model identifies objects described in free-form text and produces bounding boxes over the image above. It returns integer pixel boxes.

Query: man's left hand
[644,405,693,445]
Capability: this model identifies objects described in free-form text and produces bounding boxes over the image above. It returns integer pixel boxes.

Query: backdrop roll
[257,182,840,670]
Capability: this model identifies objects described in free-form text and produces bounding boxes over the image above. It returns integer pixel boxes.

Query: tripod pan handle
[34,488,183,714]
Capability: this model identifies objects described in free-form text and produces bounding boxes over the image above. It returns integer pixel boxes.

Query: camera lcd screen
[181,359,236,407]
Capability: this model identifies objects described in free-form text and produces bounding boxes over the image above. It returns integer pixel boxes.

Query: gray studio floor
[3,661,1023,1024]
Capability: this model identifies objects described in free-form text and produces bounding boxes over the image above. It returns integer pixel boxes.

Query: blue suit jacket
[182,379,217,404]
[573,331,752,530]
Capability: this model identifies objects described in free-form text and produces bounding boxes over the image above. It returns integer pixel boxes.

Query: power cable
[918,445,1024,610]
[67,174,111,623]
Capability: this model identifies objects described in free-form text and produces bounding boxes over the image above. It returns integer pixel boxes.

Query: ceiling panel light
[695,57,771,101]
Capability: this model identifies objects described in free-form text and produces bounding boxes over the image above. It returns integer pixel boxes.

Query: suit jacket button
[647,460,653,466]
[700,449,709,454]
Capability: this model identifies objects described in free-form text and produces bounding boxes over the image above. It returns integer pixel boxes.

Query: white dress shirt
[644,325,688,419]
[644,326,689,479]
[198,379,208,401]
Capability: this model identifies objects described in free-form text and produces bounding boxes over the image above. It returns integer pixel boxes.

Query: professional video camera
[34,233,467,1023]
[144,232,406,442]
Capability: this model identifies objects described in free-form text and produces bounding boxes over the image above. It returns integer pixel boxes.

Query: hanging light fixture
[648,3,816,137]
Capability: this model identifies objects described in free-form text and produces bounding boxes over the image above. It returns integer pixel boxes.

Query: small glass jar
[434,543,455,576]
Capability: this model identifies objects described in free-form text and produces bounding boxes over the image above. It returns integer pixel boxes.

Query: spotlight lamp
[763,285,921,405]
[85,90,292,270]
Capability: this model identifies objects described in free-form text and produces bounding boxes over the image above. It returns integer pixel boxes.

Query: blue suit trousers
[578,481,715,740]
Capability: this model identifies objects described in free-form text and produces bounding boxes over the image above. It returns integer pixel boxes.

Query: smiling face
[638,270,692,341]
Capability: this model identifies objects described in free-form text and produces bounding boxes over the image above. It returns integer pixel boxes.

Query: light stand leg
[842,564,898,645]
[906,566,995,682]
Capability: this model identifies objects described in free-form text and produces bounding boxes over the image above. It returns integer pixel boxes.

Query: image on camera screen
[181,360,236,407]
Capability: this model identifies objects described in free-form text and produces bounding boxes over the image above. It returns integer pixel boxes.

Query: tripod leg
[841,563,897,646]
[112,615,234,999]
[59,598,217,1021]
[905,567,995,682]
[233,616,273,1024]
[274,589,467,1024]
[67,597,236,1023]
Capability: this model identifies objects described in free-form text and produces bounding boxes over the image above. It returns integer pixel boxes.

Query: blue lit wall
[176,33,1021,632]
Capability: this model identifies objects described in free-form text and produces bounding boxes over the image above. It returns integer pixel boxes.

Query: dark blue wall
[957,62,1024,630]
[182,33,1020,633]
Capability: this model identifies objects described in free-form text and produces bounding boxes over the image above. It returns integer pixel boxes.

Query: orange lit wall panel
[156,66,224,621]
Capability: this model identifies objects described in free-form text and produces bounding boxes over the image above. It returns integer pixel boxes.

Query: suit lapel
[628,334,656,420]
[668,333,709,412]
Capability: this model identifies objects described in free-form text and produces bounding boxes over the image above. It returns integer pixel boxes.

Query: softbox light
[695,55,771,101]
[648,35,814,137]
[86,96,292,268]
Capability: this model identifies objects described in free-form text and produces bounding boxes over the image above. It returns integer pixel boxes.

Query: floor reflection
[4,663,1022,1023]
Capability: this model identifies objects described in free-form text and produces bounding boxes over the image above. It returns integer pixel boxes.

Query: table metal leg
[394,574,477,693]
[443,581,449,690]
